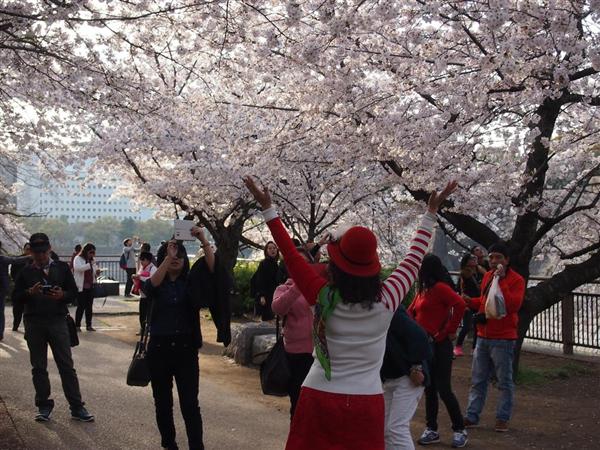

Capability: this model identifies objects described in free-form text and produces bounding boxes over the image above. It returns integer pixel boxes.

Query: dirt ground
[101,313,600,450]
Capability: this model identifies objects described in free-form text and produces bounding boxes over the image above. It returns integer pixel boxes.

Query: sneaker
[417,429,440,445]
[452,430,468,448]
[453,345,464,357]
[86,326,96,332]
[463,417,478,428]
[35,404,54,422]
[71,406,95,422]
[495,419,509,432]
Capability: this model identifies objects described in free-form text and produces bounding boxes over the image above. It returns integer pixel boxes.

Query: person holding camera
[12,233,94,422]
[454,254,481,357]
[143,228,215,450]
[73,243,101,332]
[408,254,468,448]
[462,242,525,433]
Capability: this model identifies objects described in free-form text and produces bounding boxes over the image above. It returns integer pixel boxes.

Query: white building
[16,164,154,223]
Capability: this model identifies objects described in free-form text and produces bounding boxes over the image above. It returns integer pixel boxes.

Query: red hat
[327,226,381,277]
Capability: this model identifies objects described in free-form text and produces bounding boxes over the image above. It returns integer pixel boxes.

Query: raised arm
[244,176,326,305]
[380,181,459,312]
[192,226,215,273]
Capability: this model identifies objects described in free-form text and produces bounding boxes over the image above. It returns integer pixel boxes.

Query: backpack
[119,252,128,270]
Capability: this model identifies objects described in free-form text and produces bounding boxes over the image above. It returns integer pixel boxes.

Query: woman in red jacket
[408,254,467,448]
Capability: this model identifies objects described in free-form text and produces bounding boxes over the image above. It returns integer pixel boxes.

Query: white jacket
[73,255,98,292]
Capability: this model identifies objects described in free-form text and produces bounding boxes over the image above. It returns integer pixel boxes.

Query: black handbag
[126,301,153,387]
[92,282,108,299]
[259,316,290,396]
[66,314,79,347]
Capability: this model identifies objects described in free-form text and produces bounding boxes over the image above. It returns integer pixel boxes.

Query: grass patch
[516,362,593,386]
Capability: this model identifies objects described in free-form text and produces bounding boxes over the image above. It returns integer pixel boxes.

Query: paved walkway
[0,306,289,450]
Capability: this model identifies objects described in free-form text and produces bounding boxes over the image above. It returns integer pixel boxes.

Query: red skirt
[285,387,385,450]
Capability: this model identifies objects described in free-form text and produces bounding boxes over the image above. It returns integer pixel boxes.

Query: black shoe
[71,406,94,422]
[124,294,133,298]
[35,404,54,422]
[86,326,96,332]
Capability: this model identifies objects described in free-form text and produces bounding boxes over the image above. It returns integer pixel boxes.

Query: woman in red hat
[244,176,457,450]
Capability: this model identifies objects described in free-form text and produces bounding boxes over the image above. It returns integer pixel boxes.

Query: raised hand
[190,226,206,242]
[427,180,459,214]
[243,176,272,210]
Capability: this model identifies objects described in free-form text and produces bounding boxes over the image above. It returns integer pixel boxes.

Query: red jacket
[469,268,526,340]
[408,282,466,342]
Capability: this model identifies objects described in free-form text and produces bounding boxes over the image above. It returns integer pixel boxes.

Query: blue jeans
[466,337,515,423]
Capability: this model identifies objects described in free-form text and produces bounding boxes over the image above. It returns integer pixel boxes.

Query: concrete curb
[0,396,25,450]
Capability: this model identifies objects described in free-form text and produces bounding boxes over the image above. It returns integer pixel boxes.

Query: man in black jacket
[13,233,94,423]
[381,305,433,449]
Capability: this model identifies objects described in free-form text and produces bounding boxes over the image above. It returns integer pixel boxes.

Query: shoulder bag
[259,315,290,396]
[126,300,154,387]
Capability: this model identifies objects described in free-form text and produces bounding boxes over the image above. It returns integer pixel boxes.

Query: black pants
[286,352,313,418]
[139,296,150,332]
[456,310,477,348]
[75,289,94,328]
[148,335,204,450]
[13,297,25,330]
[425,338,465,432]
[24,316,84,410]
[124,268,136,296]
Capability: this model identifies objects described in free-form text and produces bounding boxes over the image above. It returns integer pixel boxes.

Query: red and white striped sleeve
[380,212,436,312]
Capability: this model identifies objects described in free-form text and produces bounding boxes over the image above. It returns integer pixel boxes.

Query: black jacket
[13,260,78,317]
[145,253,232,349]
[254,258,279,301]
[381,305,433,384]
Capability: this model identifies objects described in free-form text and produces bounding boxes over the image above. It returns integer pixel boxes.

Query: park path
[0,307,289,450]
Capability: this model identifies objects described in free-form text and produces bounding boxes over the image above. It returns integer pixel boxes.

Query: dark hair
[139,251,153,262]
[264,241,279,260]
[156,241,189,278]
[488,241,510,258]
[470,245,481,253]
[74,244,82,252]
[79,243,96,260]
[328,261,382,309]
[418,254,456,292]
[141,242,151,252]
[50,251,60,262]
[460,253,476,269]
[123,238,131,246]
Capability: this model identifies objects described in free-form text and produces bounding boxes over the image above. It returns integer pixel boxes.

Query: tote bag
[259,316,290,396]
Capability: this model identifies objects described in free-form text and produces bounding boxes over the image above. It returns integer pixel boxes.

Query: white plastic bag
[485,275,507,319]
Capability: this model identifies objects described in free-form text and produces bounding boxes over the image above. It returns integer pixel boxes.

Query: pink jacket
[272,279,314,354]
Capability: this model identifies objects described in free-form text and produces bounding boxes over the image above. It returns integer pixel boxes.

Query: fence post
[561,294,574,355]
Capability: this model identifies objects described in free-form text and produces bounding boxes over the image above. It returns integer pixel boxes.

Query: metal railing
[60,255,128,283]
[526,293,600,354]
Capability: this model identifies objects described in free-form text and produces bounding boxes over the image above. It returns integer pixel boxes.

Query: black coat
[254,257,279,301]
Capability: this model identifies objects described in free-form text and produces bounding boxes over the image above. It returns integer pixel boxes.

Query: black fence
[526,293,600,354]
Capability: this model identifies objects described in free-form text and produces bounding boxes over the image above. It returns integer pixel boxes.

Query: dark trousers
[139,296,150,332]
[425,338,465,432]
[13,297,25,330]
[456,310,477,349]
[148,335,204,450]
[24,316,84,410]
[124,268,136,295]
[286,352,314,418]
[75,289,94,328]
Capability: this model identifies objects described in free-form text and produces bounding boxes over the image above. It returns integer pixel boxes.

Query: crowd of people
[0,177,527,450]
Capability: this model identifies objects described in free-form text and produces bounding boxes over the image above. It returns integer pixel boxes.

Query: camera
[473,312,488,325]
[42,285,55,294]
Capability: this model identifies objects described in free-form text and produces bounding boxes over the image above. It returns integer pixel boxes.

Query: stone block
[223,322,276,365]
[251,334,277,365]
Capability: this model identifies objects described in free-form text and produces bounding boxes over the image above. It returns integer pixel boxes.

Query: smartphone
[42,285,55,294]
[173,219,195,241]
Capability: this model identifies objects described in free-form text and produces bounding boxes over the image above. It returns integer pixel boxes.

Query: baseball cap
[29,233,51,253]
